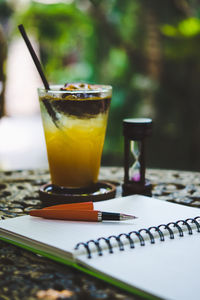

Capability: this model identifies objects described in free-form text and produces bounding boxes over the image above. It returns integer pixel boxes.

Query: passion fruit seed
[60,83,92,91]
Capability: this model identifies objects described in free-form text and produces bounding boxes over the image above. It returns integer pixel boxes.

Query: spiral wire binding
[74,216,200,259]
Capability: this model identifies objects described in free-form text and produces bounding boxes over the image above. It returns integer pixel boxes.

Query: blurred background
[0,0,200,171]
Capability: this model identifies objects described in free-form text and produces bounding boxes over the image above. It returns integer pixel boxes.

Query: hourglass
[122,118,152,196]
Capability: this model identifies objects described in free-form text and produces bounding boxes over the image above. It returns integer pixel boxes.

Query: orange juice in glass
[38,83,112,188]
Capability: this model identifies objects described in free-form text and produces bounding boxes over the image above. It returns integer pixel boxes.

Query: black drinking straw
[18,24,50,91]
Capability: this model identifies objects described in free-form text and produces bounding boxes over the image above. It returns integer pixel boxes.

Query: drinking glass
[38,84,112,188]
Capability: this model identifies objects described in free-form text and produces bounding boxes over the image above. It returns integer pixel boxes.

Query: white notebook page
[77,226,200,300]
[0,195,199,256]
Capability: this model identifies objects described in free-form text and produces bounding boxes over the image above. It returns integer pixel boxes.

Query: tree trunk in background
[144,0,200,171]
[0,25,6,118]
[140,2,162,118]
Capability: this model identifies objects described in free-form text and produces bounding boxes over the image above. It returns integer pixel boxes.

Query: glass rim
[38,84,112,94]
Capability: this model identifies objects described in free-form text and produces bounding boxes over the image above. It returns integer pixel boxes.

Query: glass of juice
[38,83,112,188]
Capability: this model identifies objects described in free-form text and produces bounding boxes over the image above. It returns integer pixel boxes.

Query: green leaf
[161,24,177,37]
[178,18,200,37]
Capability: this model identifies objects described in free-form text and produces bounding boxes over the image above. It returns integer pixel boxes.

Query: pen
[29,209,137,222]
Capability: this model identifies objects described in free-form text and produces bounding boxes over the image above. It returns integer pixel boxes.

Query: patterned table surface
[0,167,200,300]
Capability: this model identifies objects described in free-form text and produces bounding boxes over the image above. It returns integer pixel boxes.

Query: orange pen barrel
[30,209,99,222]
[43,202,94,211]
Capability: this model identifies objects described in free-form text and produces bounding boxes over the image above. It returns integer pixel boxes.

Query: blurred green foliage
[0,0,13,117]
[4,0,200,170]
[13,0,144,165]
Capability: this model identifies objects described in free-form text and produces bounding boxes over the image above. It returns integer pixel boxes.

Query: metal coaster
[39,181,116,207]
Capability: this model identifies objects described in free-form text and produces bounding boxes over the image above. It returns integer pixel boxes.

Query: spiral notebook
[0,195,200,300]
